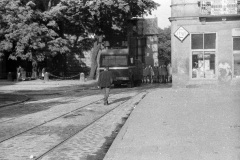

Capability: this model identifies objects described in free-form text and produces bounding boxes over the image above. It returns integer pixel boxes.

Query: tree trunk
[88,35,102,79]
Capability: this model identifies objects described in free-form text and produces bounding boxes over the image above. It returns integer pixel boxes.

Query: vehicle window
[101,55,128,67]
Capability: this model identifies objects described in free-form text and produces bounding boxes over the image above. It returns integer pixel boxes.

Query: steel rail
[0,86,100,124]
[0,98,102,144]
[0,87,139,144]
[34,90,148,160]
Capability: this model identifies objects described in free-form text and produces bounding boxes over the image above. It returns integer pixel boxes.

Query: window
[233,37,240,77]
[191,33,216,79]
[233,37,240,51]
[100,55,128,67]
[191,33,216,49]
[191,34,203,49]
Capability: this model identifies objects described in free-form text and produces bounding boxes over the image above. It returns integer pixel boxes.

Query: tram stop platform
[104,83,240,160]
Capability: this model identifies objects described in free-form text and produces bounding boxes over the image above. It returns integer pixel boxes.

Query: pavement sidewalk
[0,79,97,107]
[104,84,240,160]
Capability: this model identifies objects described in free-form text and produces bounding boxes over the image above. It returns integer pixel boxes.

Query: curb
[103,92,149,160]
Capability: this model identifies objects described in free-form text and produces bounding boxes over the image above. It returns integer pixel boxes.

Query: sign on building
[201,0,240,15]
[174,27,189,42]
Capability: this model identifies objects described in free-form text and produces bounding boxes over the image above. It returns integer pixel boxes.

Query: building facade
[129,17,159,67]
[170,0,240,87]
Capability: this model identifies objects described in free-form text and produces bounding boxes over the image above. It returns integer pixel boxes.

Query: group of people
[16,65,46,81]
[142,63,172,84]
[98,64,173,106]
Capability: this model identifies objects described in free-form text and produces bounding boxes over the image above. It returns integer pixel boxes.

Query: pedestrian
[98,67,113,105]
[42,68,45,79]
[153,66,159,83]
[145,65,151,83]
[142,66,147,83]
[167,63,172,83]
[149,65,154,83]
[16,65,21,81]
[158,65,163,83]
[162,65,167,83]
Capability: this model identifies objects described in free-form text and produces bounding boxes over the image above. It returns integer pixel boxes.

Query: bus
[99,48,143,87]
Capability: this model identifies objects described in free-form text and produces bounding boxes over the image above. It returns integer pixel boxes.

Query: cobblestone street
[0,81,158,160]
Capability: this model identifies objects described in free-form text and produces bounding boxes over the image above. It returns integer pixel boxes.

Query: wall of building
[171,0,240,87]
[171,0,200,17]
[145,35,159,67]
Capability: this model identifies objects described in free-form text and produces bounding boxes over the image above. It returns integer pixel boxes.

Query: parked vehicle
[99,48,143,87]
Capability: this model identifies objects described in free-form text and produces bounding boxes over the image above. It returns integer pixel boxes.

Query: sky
[144,0,171,29]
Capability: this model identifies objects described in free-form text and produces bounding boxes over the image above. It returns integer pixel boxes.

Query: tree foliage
[158,26,171,63]
[0,0,159,78]
[0,0,69,62]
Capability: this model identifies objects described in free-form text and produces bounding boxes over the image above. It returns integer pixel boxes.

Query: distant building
[128,17,159,67]
[170,0,240,87]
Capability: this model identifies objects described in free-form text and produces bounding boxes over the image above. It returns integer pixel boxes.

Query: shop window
[191,33,216,79]
[192,52,215,78]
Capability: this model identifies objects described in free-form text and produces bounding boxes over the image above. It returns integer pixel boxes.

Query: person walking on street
[98,67,113,105]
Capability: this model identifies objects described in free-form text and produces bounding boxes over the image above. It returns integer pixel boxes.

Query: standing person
[158,65,163,83]
[20,67,25,80]
[167,63,172,83]
[162,65,167,83]
[142,66,147,83]
[149,65,154,83]
[16,66,21,81]
[145,65,151,83]
[98,67,113,105]
[42,67,45,79]
[153,66,159,83]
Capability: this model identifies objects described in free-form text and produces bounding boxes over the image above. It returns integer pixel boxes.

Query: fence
[1,71,86,81]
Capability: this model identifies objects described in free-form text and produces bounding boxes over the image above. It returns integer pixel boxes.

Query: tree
[0,0,69,62]
[0,0,159,79]
[53,0,159,79]
[158,26,171,64]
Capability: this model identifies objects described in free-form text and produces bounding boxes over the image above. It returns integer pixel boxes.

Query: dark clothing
[98,70,113,88]
[103,87,110,105]
[98,70,113,105]
[162,66,167,76]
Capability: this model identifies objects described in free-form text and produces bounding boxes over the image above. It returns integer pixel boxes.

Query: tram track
[0,84,164,127]
[35,91,148,160]
[0,90,147,160]
[0,85,137,125]
[0,98,102,144]
[0,85,103,125]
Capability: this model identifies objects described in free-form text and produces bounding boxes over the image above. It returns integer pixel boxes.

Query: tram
[99,48,143,87]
